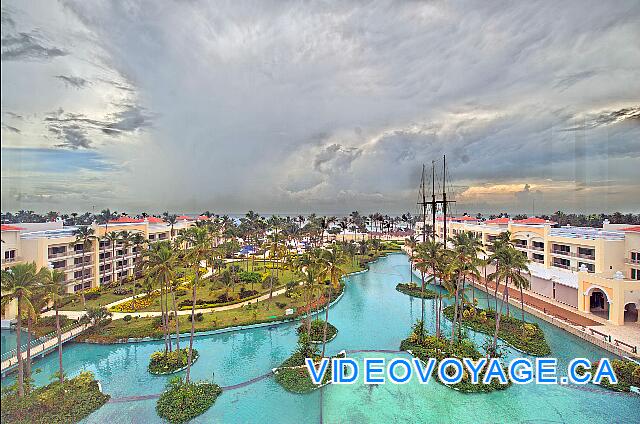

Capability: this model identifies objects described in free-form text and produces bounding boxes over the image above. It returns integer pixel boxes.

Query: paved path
[473,276,600,327]
[471,276,639,357]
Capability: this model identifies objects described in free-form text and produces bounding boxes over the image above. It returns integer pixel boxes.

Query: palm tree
[105,231,120,287]
[317,247,347,357]
[117,230,136,286]
[488,245,530,354]
[72,226,97,308]
[97,209,113,285]
[42,268,67,383]
[166,214,178,240]
[1,263,42,397]
[144,241,175,353]
[415,239,441,339]
[181,226,211,383]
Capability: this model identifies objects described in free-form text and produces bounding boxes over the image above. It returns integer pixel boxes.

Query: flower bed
[156,378,222,424]
[0,371,109,424]
[400,326,511,393]
[297,320,338,343]
[594,359,640,392]
[443,305,551,356]
[109,294,157,313]
[395,282,437,299]
[149,348,200,375]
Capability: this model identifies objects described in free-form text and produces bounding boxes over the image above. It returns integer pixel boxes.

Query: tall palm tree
[415,240,441,339]
[317,247,347,357]
[1,263,42,397]
[144,241,175,353]
[42,268,67,383]
[105,231,120,287]
[181,227,211,383]
[72,226,97,308]
[97,209,113,285]
[488,245,530,354]
[117,230,136,286]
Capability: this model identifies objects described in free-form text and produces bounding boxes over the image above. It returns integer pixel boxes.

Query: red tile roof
[197,215,210,221]
[620,226,640,232]
[1,224,25,231]
[176,215,193,220]
[436,216,478,222]
[512,217,556,225]
[146,217,165,224]
[109,216,145,224]
[485,217,510,224]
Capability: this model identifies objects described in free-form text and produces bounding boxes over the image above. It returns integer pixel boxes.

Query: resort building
[1,217,195,302]
[415,217,640,326]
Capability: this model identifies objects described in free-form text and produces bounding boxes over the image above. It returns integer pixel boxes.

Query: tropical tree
[117,230,137,286]
[0,263,42,397]
[317,247,347,357]
[181,226,211,383]
[488,244,530,354]
[42,268,67,383]
[144,241,175,353]
[414,240,441,339]
[72,226,97,308]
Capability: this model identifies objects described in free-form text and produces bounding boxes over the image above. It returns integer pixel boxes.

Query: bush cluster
[297,320,338,343]
[0,371,109,424]
[148,348,199,375]
[395,282,437,299]
[443,305,551,356]
[596,359,640,392]
[156,378,222,424]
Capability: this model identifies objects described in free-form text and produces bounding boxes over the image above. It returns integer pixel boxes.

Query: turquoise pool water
[2,253,638,423]
[1,328,28,356]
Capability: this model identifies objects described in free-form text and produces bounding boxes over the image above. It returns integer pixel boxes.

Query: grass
[61,282,138,311]
[443,305,551,356]
[78,287,324,343]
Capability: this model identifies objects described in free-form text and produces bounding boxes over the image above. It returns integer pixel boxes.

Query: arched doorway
[588,288,610,320]
[624,302,639,323]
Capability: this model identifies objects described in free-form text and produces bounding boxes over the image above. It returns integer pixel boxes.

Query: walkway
[104,348,638,404]
[470,276,640,358]
[1,322,92,375]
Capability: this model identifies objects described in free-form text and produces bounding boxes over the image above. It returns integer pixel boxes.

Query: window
[4,250,16,260]
[632,269,639,280]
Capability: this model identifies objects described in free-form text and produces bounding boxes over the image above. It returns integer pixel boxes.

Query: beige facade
[423,217,639,325]
[1,217,195,301]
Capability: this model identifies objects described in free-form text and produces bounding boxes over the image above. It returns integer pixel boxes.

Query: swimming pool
[2,253,638,423]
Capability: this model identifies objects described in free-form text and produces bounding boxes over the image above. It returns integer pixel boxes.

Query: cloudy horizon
[2,0,639,216]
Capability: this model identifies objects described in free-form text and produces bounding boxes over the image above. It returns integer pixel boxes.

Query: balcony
[532,258,544,264]
[48,250,69,259]
[552,262,577,271]
[577,252,595,260]
[626,258,640,266]
[530,245,544,252]
[551,249,574,257]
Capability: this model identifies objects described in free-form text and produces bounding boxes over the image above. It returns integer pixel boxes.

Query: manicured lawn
[78,286,326,343]
[61,282,138,311]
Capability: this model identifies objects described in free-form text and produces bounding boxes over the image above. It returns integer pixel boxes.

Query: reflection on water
[1,253,638,423]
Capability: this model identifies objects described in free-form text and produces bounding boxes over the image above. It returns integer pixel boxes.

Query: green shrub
[156,378,222,424]
[297,320,338,342]
[123,315,132,322]
[395,283,437,299]
[443,305,551,356]
[148,348,198,374]
[195,312,204,322]
[0,371,109,424]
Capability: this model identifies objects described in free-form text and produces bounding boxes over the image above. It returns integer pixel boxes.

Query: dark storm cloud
[1,123,21,133]
[44,105,153,148]
[1,31,67,60]
[54,75,89,89]
[2,0,640,213]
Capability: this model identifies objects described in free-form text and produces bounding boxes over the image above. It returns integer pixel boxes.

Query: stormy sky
[1,0,639,216]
